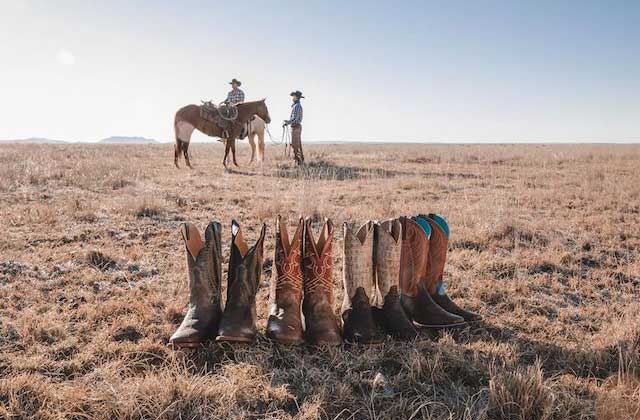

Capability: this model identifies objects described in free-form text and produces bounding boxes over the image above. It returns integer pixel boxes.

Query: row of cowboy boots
[170,214,481,348]
[340,214,482,344]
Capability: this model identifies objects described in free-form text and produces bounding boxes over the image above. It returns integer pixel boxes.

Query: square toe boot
[342,221,384,344]
[302,218,342,346]
[418,214,482,323]
[216,220,266,343]
[372,219,418,340]
[266,216,304,345]
[170,221,223,347]
[399,217,466,328]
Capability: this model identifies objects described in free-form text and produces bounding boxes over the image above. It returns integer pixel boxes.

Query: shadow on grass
[271,159,411,181]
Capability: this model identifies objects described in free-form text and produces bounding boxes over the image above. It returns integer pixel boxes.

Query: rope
[265,123,292,156]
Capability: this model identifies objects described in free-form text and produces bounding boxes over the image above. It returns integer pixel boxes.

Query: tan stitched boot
[418,214,482,323]
[170,221,223,347]
[341,221,383,344]
[399,216,465,328]
[372,219,417,340]
[216,220,266,343]
[302,218,342,346]
[266,216,305,345]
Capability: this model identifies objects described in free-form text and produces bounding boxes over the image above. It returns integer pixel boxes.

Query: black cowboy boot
[170,222,223,347]
[216,220,266,343]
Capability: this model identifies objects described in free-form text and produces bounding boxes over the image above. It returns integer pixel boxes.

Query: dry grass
[0,142,639,419]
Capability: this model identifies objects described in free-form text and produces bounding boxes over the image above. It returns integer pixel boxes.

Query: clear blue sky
[1,0,638,142]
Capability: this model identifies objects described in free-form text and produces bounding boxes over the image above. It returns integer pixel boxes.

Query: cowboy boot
[417,214,482,323]
[170,221,223,347]
[372,219,418,340]
[302,218,342,346]
[399,216,465,328]
[266,216,304,345]
[341,221,383,344]
[216,220,266,343]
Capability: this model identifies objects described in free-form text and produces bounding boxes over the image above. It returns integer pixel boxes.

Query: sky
[0,0,638,143]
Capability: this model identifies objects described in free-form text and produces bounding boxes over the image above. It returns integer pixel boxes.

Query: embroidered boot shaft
[302,218,342,346]
[170,221,223,347]
[266,216,305,345]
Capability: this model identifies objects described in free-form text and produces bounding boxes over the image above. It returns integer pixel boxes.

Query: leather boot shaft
[418,214,482,322]
[170,221,223,347]
[217,220,266,343]
[372,219,417,339]
[342,221,382,344]
[302,218,342,346]
[267,216,304,344]
[400,217,465,328]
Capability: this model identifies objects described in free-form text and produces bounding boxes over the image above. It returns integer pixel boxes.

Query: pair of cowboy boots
[400,214,481,328]
[266,216,342,346]
[169,220,266,347]
[341,220,418,344]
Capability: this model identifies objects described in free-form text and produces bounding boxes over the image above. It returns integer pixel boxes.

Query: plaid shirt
[226,88,245,104]
[288,101,303,125]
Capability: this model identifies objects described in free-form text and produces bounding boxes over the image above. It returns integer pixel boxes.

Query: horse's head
[256,99,271,124]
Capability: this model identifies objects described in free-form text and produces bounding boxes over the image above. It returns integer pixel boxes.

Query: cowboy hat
[290,90,305,99]
[230,78,242,86]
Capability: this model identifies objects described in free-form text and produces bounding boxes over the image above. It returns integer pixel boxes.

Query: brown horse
[173,99,271,168]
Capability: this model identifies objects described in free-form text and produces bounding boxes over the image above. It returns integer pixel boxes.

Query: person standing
[284,90,304,165]
[225,78,245,104]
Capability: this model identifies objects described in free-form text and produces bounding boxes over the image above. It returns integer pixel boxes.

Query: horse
[173,99,271,168]
[219,116,266,164]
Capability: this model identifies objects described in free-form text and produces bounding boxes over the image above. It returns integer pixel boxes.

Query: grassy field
[0,142,639,419]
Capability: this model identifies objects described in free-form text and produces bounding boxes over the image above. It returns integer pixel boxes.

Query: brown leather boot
[170,221,223,347]
[302,218,342,346]
[266,216,304,345]
[372,219,417,340]
[399,216,465,328]
[341,221,383,344]
[418,214,482,323]
[216,220,266,343]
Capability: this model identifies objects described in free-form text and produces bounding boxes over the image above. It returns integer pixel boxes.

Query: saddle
[200,101,245,139]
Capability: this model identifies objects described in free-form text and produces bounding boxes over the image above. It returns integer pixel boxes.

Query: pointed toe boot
[400,217,465,328]
[170,221,223,347]
[266,216,305,345]
[372,219,417,340]
[302,218,342,346]
[216,220,267,343]
[418,214,482,323]
[341,221,383,344]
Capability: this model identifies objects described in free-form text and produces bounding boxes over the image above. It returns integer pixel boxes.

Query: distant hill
[1,137,68,144]
[99,136,159,144]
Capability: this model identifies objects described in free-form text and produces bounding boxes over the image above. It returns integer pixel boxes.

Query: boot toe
[267,321,304,345]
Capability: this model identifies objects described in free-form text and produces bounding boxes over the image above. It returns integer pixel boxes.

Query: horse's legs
[223,138,231,168]
[231,138,239,167]
[257,131,265,164]
[183,141,192,168]
[247,133,256,164]
[174,140,181,168]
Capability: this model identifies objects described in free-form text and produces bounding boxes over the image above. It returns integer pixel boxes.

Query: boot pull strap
[181,223,204,260]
